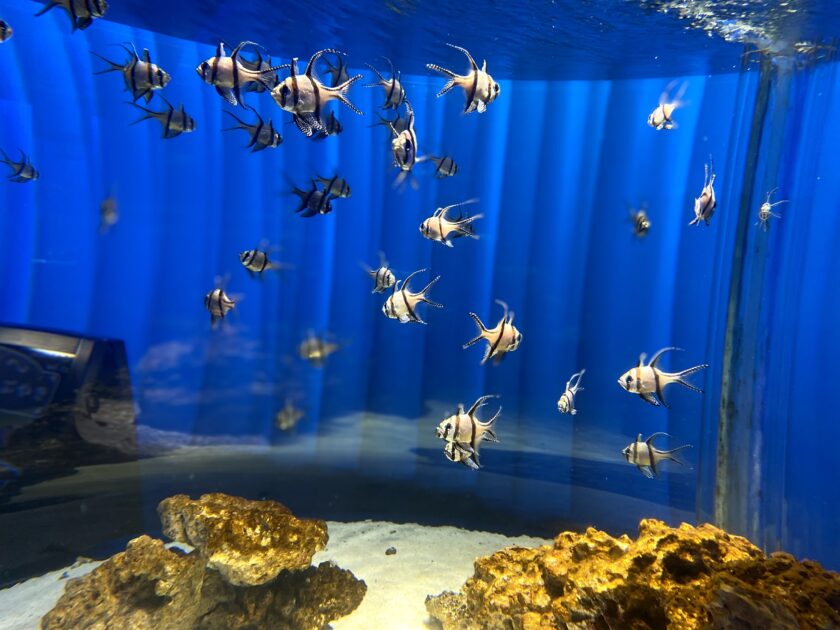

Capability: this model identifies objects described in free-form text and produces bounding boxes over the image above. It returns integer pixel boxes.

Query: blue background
[1,1,838,570]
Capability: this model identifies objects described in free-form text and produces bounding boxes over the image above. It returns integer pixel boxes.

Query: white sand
[0,521,548,630]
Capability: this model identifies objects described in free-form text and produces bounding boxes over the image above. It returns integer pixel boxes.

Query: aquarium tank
[1,0,839,628]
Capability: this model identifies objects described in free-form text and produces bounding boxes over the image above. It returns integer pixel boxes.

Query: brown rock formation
[426,519,840,630]
[158,493,328,586]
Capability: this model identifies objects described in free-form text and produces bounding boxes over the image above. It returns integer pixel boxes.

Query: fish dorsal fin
[215,42,225,59]
[305,48,331,77]
[649,347,681,369]
[457,403,465,415]
[142,48,151,64]
[446,43,478,71]
[636,433,643,443]
[482,59,487,72]
[159,94,174,112]
[290,58,298,78]
[637,353,647,368]
[401,268,424,292]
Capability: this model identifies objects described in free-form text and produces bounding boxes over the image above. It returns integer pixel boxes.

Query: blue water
[1,0,839,583]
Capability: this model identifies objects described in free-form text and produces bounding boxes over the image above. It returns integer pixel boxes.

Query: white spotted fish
[689,159,717,226]
[224,106,282,152]
[647,80,687,130]
[197,41,283,107]
[419,199,482,247]
[382,268,442,324]
[463,299,522,365]
[435,394,501,469]
[618,347,708,407]
[272,49,363,137]
[756,188,787,232]
[92,43,170,103]
[622,433,691,478]
[427,44,500,114]
[130,96,196,139]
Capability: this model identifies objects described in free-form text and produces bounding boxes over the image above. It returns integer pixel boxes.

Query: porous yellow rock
[158,493,328,586]
[426,519,840,629]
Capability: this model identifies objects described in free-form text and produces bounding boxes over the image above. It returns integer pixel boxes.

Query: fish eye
[626,375,632,385]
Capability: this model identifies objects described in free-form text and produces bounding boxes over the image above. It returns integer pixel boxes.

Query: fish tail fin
[688,216,700,226]
[34,1,60,17]
[365,63,386,83]
[455,213,483,238]
[426,64,459,97]
[673,364,708,393]
[419,275,442,307]
[222,109,249,130]
[128,102,156,124]
[463,313,488,348]
[660,444,692,467]
[0,148,10,165]
[90,51,122,73]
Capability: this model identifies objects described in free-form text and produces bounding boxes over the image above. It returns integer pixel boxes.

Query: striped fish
[298,332,339,367]
[428,155,458,179]
[0,20,13,43]
[382,268,442,324]
[204,287,236,328]
[557,370,585,415]
[35,0,108,31]
[362,252,396,294]
[435,395,501,469]
[390,100,418,188]
[689,158,717,226]
[365,58,406,110]
[315,174,351,199]
[92,43,170,103]
[271,49,363,137]
[623,433,691,478]
[130,96,196,139]
[239,248,288,276]
[420,199,482,247]
[648,80,687,130]
[196,41,285,107]
[370,111,409,136]
[313,111,343,140]
[756,188,786,232]
[629,206,651,237]
[463,299,522,365]
[427,44,500,114]
[291,180,333,218]
[617,347,708,407]
[224,106,282,152]
[1,149,39,183]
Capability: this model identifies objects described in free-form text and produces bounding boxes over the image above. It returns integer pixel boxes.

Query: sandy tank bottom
[0,520,549,630]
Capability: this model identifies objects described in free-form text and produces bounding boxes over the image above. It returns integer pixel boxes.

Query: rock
[426,519,840,630]
[386,546,397,556]
[158,493,328,586]
[41,540,366,630]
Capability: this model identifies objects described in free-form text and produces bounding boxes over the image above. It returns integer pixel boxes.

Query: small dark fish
[224,106,282,152]
[622,432,691,478]
[1,149,39,183]
[427,155,458,179]
[99,194,118,234]
[313,111,343,140]
[130,96,196,139]
[35,0,108,31]
[315,174,351,199]
[275,399,304,431]
[291,180,333,218]
[204,287,236,327]
[92,43,171,103]
[629,206,651,237]
[323,52,350,87]
[365,57,406,110]
[0,20,13,43]
[298,332,339,366]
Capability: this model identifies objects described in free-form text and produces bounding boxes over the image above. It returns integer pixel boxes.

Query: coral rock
[426,519,840,630]
[158,493,328,586]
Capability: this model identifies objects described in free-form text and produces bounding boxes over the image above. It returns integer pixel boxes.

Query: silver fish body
[435,395,501,469]
[630,208,651,237]
[364,252,396,293]
[756,188,787,232]
[316,174,351,198]
[463,299,522,365]
[197,42,282,107]
[647,80,687,130]
[382,268,442,324]
[92,44,170,103]
[427,44,500,114]
[275,401,304,431]
[292,180,333,217]
[420,199,482,247]
[298,334,339,366]
[35,0,108,31]
[618,347,708,407]
[204,287,236,327]
[130,96,196,139]
[557,370,585,415]
[429,155,458,178]
[365,58,406,110]
[622,433,691,478]
[689,159,717,226]
[224,107,282,152]
[390,101,418,187]
[0,149,39,183]
[0,20,13,42]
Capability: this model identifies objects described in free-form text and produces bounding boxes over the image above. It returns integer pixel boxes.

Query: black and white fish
[382,268,442,324]
[271,49,363,137]
[291,180,333,218]
[622,433,691,478]
[756,187,787,232]
[1,149,39,183]
[689,159,717,226]
[315,174,351,199]
[647,80,687,130]
[443,440,480,470]
[323,52,350,87]
[463,299,522,365]
[35,0,108,31]
[196,41,283,107]
[362,251,396,294]
[557,370,585,415]
[420,199,482,247]
[92,43,170,103]
[427,155,458,179]
[239,50,280,94]
[275,399,304,431]
[0,20,13,43]
[313,111,343,140]
[365,58,406,110]
[435,394,501,469]
[130,96,196,139]
[629,205,651,237]
[618,347,708,407]
[427,44,500,114]
[204,287,236,327]
[99,192,118,234]
[298,332,339,367]
[390,100,419,188]
[239,248,288,276]
[223,106,282,152]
